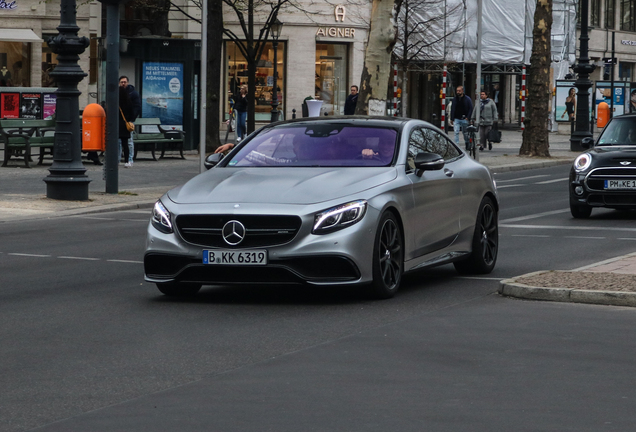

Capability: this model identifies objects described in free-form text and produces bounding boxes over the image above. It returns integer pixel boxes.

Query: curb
[499,270,636,308]
[484,157,575,173]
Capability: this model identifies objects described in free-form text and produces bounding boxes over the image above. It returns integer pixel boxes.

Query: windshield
[226,125,399,167]
[597,118,636,146]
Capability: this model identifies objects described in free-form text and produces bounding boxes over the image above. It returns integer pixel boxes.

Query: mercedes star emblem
[222,220,246,245]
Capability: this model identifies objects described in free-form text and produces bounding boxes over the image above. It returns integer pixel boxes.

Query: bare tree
[520,0,552,157]
[393,0,463,117]
[130,0,173,36]
[355,0,402,115]
[206,0,224,153]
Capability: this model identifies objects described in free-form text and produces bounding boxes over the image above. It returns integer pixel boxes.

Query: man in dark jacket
[344,85,358,115]
[119,76,141,163]
[449,85,473,146]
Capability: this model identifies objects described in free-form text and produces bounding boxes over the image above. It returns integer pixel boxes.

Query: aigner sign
[0,0,17,9]
[316,5,356,39]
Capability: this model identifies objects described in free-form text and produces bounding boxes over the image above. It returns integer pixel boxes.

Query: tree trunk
[206,0,223,153]
[520,0,552,157]
[355,0,399,115]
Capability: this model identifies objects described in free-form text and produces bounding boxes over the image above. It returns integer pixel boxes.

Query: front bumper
[571,168,636,208]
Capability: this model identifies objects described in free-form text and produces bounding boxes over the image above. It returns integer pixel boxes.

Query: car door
[404,127,462,260]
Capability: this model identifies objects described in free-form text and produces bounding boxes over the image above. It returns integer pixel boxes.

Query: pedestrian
[234,85,248,142]
[449,85,473,146]
[118,86,136,167]
[471,91,498,151]
[119,76,141,163]
[344,85,359,115]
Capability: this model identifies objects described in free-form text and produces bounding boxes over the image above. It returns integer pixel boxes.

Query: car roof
[269,115,413,129]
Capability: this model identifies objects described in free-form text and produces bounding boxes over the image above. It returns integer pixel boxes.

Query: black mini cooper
[570,114,636,218]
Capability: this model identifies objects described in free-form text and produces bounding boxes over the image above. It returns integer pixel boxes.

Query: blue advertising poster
[594,82,627,116]
[141,62,184,130]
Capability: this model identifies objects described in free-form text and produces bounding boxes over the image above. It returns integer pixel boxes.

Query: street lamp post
[43,0,91,200]
[570,0,596,151]
[270,18,283,123]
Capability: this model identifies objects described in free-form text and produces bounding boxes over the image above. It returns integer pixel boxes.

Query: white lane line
[58,256,101,261]
[456,276,505,281]
[535,178,568,184]
[501,209,570,223]
[77,216,118,220]
[511,234,550,238]
[564,236,606,240]
[618,238,636,241]
[501,224,636,232]
[496,174,550,183]
[107,259,143,264]
[8,253,51,257]
[496,184,525,189]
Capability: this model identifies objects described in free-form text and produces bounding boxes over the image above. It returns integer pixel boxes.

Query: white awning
[0,29,42,43]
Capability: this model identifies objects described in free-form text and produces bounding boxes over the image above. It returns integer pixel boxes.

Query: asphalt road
[2,165,636,431]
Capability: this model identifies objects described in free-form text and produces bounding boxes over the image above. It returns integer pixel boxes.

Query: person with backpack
[471,91,498,151]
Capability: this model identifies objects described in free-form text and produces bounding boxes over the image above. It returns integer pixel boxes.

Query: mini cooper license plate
[604,180,636,190]
[203,250,268,265]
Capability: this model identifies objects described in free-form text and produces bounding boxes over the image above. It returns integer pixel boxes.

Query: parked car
[570,114,636,218]
[144,116,499,299]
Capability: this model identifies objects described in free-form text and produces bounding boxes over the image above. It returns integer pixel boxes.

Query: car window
[598,118,636,146]
[407,127,460,170]
[227,125,398,167]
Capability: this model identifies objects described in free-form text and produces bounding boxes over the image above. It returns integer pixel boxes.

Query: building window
[315,43,349,115]
[225,41,286,122]
[0,42,31,87]
[89,34,98,84]
[605,0,615,29]
[42,34,59,87]
[621,0,635,31]
[619,62,633,81]
[590,0,601,27]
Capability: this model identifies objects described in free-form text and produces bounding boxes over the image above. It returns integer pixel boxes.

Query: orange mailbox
[597,101,610,129]
[82,103,106,152]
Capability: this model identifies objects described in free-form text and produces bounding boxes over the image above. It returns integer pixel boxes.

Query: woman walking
[119,86,136,167]
[234,85,248,142]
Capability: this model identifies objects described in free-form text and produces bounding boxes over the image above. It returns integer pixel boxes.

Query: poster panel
[20,93,42,119]
[1,92,20,118]
[628,84,636,114]
[555,80,577,123]
[42,93,57,119]
[141,62,184,131]
[594,82,627,116]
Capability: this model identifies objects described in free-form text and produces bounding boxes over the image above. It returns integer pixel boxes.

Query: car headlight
[574,153,592,172]
[151,200,173,233]
[313,200,367,234]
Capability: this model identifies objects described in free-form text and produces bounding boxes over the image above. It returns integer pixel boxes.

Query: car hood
[167,167,398,205]
[589,146,636,165]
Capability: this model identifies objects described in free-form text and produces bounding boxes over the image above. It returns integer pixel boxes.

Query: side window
[407,128,426,170]
[421,128,461,161]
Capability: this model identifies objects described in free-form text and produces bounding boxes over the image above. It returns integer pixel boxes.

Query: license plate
[604,180,636,190]
[203,249,268,265]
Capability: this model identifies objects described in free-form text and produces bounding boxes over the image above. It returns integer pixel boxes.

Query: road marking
[456,276,505,281]
[618,238,636,241]
[564,236,606,240]
[496,184,525,189]
[58,256,101,261]
[8,253,51,257]
[496,174,550,183]
[501,224,636,232]
[501,208,570,223]
[535,178,568,184]
[511,234,550,238]
[107,259,143,264]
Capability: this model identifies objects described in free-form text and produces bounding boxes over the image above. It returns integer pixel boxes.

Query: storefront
[222,3,369,125]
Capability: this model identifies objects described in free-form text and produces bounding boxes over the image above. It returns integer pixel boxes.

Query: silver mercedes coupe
[144,117,499,299]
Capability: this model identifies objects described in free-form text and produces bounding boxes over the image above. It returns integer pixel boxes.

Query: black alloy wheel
[156,282,202,297]
[454,197,498,274]
[570,202,592,219]
[370,212,404,299]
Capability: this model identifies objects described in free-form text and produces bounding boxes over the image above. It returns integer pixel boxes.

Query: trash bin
[306,100,323,117]
[597,101,609,129]
[82,103,106,152]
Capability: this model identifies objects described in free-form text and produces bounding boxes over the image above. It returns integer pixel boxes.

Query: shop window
[89,34,98,84]
[42,34,59,87]
[0,42,31,87]
[619,62,633,82]
[315,43,349,115]
[225,41,286,122]
[605,0,615,29]
[621,0,635,31]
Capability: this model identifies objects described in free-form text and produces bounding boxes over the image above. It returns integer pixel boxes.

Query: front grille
[586,167,636,191]
[175,214,302,248]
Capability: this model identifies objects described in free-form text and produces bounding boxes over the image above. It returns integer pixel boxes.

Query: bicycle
[465,124,478,159]
[224,98,237,144]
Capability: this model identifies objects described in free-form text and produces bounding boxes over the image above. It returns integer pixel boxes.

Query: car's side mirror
[204,153,224,170]
[414,152,444,176]
[581,137,594,149]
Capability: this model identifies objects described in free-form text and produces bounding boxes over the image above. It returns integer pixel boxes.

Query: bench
[0,119,56,168]
[133,118,186,161]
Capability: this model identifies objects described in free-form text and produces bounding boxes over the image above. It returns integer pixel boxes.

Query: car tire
[570,202,592,219]
[370,211,404,299]
[454,196,498,275]
[156,282,202,297]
